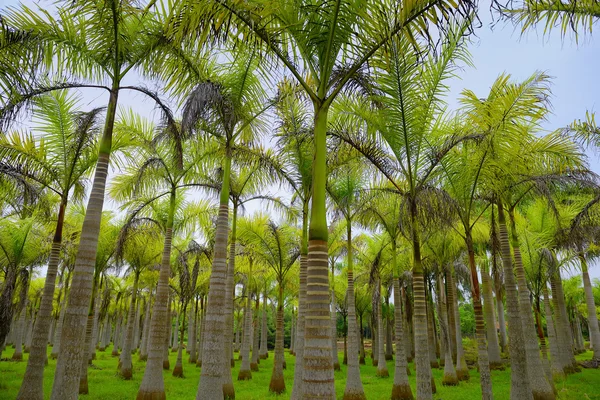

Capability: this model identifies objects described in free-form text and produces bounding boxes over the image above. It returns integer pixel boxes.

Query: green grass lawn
[1,344,598,399]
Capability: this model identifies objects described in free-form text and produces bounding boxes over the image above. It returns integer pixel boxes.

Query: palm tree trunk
[251,295,261,371]
[12,307,26,360]
[197,149,231,400]
[331,284,341,371]
[448,268,469,381]
[164,299,172,370]
[494,274,508,354]
[579,253,600,361]
[426,286,439,369]
[508,209,555,400]
[343,221,366,400]
[465,235,494,400]
[437,272,458,387]
[238,289,253,380]
[376,278,389,378]
[359,314,365,365]
[222,238,235,399]
[260,290,268,359]
[173,303,187,378]
[119,272,139,379]
[132,300,140,352]
[50,84,118,400]
[543,286,564,380]
[386,296,393,361]
[137,190,176,399]
[172,312,179,352]
[140,293,152,361]
[481,267,502,368]
[17,200,66,399]
[410,205,433,400]
[303,105,335,399]
[550,271,578,373]
[446,271,457,362]
[197,297,205,367]
[392,276,414,400]
[189,299,197,364]
[291,252,308,399]
[497,201,532,400]
[269,284,285,393]
[78,303,94,394]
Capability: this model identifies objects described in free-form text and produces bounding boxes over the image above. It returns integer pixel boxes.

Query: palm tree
[327,159,369,399]
[114,223,162,379]
[237,214,300,394]
[179,54,274,400]
[332,23,475,398]
[109,112,214,399]
[0,217,45,350]
[0,90,101,400]
[171,2,477,395]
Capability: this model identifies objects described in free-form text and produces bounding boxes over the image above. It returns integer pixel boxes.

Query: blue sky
[2,0,600,279]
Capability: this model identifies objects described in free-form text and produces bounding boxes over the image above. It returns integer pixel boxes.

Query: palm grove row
[0,1,599,400]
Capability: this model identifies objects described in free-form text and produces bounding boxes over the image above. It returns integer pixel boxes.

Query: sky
[2,0,599,280]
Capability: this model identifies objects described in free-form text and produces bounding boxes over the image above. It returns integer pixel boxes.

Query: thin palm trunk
[494,275,508,354]
[508,209,555,400]
[290,252,308,399]
[331,284,341,371]
[197,298,205,367]
[172,312,179,352]
[136,190,176,399]
[238,289,253,380]
[579,253,600,361]
[197,149,231,400]
[119,272,140,379]
[392,276,414,400]
[550,271,579,373]
[251,295,261,371]
[481,267,503,369]
[260,290,268,359]
[303,106,335,398]
[189,299,197,364]
[12,307,25,360]
[446,272,458,362]
[497,202,533,400]
[17,201,66,399]
[437,272,458,387]
[543,286,565,380]
[448,268,469,381]
[426,287,439,369]
[376,279,389,378]
[269,285,285,393]
[50,87,118,400]
[465,237,493,400]
[173,303,187,378]
[78,299,95,394]
[222,238,235,399]
[140,293,152,361]
[163,299,172,370]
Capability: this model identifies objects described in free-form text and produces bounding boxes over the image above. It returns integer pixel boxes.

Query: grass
[1,343,599,399]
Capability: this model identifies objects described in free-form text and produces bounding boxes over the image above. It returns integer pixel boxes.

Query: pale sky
[2,0,599,280]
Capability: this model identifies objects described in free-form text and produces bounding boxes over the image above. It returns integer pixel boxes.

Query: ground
[1,343,598,399]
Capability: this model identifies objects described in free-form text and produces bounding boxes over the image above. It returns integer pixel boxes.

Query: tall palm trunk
[392,275,414,400]
[446,272,457,362]
[137,190,176,399]
[52,268,71,359]
[290,252,308,399]
[222,239,235,399]
[78,295,95,394]
[172,312,179,352]
[173,303,187,378]
[448,268,469,380]
[331,281,341,371]
[303,105,335,398]
[465,234,493,399]
[120,272,140,379]
[426,288,439,369]
[12,305,26,360]
[251,295,261,371]
[508,209,555,400]
[50,86,119,400]
[376,278,389,378]
[437,272,457,387]
[343,221,366,400]
[260,290,268,359]
[197,150,231,400]
[17,200,66,399]
[189,299,198,363]
[164,299,172,370]
[238,288,253,380]
[497,201,532,400]
[550,271,578,372]
[269,285,285,393]
[578,253,600,361]
[140,292,152,361]
[481,267,503,369]
[494,274,508,354]
[543,286,565,380]
[410,204,433,399]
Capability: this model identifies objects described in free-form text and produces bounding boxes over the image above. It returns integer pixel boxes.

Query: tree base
[189,356,197,364]
[457,368,470,381]
[136,389,166,400]
[171,348,178,353]
[442,373,459,386]
[489,361,505,371]
[385,354,393,360]
[430,361,439,368]
[283,360,287,369]
[431,376,437,394]
[237,369,252,380]
[406,366,411,376]
[376,367,389,377]
[111,350,120,357]
[230,359,235,367]
[196,360,201,368]
[120,366,133,380]
[12,353,22,361]
[359,356,365,365]
[50,353,58,360]
[79,377,88,394]
[391,383,414,400]
[163,360,170,370]
[250,362,259,371]
[372,358,378,366]
[172,365,184,378]
[139,354,147,361]
[260,354,268,359]
[532,390,557,400]
[269,376,285,394]
[223,382,235,399]
[343,389,367,400]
